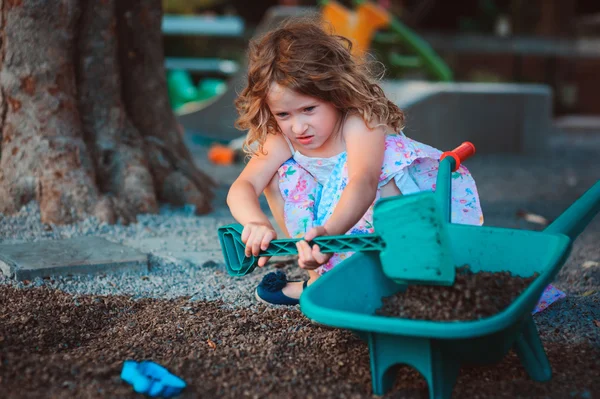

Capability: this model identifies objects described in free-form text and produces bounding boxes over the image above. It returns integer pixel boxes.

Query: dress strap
[282,134,296,157]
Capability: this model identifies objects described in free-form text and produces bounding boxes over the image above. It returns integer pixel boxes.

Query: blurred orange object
[322,1,390,56]
[208,144,236,165]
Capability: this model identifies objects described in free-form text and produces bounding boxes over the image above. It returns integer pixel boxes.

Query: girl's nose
[291,118,308,135]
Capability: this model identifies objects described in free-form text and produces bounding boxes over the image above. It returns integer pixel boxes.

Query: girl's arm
[322,114,386,236]
[227,133,291,227]
[227,133,291,264]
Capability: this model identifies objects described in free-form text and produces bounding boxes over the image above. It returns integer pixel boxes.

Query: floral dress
[276,132,563,313]
[277,132,483,274]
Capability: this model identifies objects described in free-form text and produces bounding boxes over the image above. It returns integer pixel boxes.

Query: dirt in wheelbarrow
[377,266,539,321]
[1,285,599,399]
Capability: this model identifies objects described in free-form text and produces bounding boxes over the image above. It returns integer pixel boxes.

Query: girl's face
[266,83,342,154]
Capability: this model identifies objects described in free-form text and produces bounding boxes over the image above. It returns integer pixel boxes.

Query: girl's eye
[304,106,316,112]
[276,112,288,118]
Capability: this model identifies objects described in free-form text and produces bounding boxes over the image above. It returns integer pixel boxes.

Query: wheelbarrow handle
[544,180,600,240]
[437,142,477,222]
[440,141,476,172]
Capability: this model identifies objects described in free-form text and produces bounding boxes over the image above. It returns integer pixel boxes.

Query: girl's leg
[281,270,319,299]
[380,179,401,197]
[263,173,290,238]
[307,270,320,284]
[264,173,321,298]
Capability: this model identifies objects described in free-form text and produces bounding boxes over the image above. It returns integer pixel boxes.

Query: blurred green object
[388,53,422,69]
[167,70,226,110]
[167,70,198,110]
[350,2,452,82]
[196,78,227,101]
[386,16,453,82]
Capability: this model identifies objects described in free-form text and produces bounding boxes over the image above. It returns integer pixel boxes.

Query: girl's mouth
[297,136,314,145]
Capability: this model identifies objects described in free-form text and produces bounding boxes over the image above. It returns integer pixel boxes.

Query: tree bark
[77,0,159,224]
[116,0,215,213]
[0,0,215,225]
[0,0,99,224]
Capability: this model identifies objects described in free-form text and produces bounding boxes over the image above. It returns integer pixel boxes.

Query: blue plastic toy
[121,360,186,397]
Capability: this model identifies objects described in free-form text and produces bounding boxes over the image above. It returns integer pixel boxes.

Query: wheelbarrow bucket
[300,180,600,398]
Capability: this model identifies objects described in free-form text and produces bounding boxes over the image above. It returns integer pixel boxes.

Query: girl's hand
[296,226,333,270]
[241,222,277,267]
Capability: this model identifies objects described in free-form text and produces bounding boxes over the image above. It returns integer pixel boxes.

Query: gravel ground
[1,286,598,399]
[0,129,599,397]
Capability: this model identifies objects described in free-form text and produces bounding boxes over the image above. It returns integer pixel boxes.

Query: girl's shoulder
[340,115,420,150]
[342,112,388,138]
[252,132,293,162]
[382,132,443,160]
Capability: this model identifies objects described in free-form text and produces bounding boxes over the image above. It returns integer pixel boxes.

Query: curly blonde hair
[234,18,405,155]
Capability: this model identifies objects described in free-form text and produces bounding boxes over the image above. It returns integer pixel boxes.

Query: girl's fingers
[312,245,329,264]
[295,241,304,268]
[258,256,270,267]
[296,240,312,269]
[246,229,260,257]
[244,230,254,257]
[260,229,276,251]
[242,224,276,257]
[304,226,328,241]
[304,227,318,242]
[304,226,326,242]
[241,226,251,244]
[251,233,263,256]
[297,241,309,260]
[254,226,274,257]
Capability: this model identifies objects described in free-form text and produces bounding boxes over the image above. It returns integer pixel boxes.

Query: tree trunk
[116,0,215,213]
[0,0,215,225]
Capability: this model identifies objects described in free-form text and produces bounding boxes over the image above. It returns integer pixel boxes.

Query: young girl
[227,19,483,306]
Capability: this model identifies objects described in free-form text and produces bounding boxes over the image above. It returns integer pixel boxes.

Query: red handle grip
[440,142,476,171]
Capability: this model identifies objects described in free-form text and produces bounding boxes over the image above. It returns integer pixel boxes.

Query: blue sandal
[255,271,308,306]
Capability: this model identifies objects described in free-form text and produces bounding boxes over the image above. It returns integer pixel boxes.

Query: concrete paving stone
[123,236,224,265]
[0,237,148,281]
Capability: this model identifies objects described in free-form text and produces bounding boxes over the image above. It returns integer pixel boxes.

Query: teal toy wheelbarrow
[217,140,600,397]
[300,179,600,398]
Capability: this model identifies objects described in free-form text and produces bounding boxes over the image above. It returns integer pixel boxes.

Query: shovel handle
[440,142,476,171]
[217,223,383,276]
